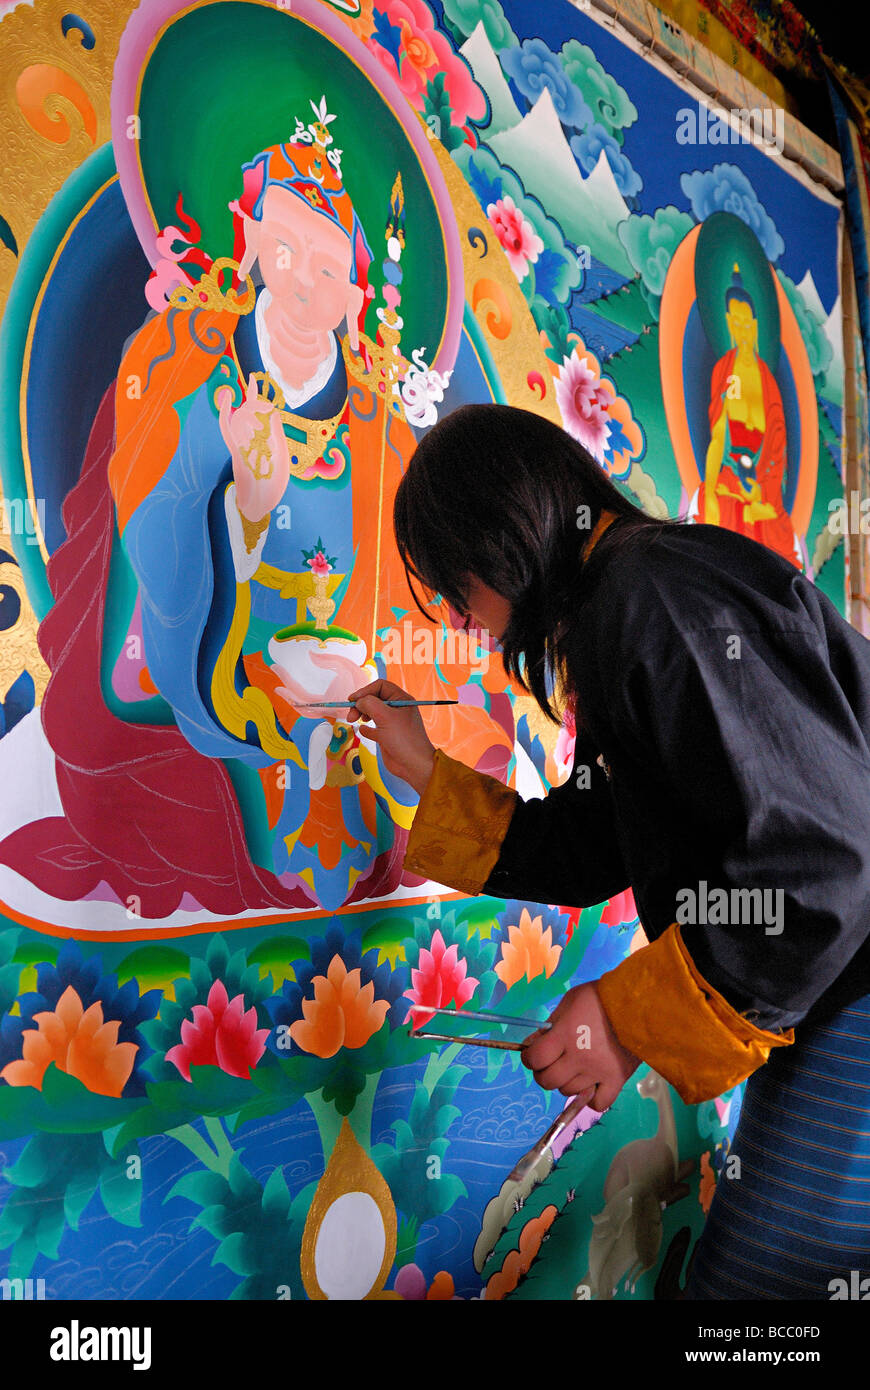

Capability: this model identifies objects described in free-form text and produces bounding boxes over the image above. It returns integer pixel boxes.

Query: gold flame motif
[300,1119,400,1299]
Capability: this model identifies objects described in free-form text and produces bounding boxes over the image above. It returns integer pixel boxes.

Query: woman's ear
[345,283,365,352]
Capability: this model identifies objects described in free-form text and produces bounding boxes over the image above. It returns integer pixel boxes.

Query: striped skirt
[685,993,870,1300]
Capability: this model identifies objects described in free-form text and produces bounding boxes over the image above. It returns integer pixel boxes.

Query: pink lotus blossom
[486,195,544,281]
[555,353,612,461]
[404,928,478,1030]
[166,979,270,1081]
[368,0,485,127]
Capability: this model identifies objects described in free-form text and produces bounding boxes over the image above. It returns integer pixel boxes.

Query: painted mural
[0,0,842,1299]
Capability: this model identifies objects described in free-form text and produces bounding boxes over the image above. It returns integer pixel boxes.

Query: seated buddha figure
[696,263,801,569]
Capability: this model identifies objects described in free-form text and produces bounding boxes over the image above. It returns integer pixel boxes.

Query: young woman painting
[349,403,870,1300]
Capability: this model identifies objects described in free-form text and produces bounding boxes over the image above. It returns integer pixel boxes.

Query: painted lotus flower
[367,0,485,127]
[288,956,390,1058]
[556,352,613,461]
[494,907,562,989]
[554,339,645,480]
[0,938,159,1096]
[266,924,407,1061]
[0,984,138,1098]
[302,537,336,577]
[166,978,270,1081]
[404,927,479,1029]
[488,901,569,1000]
[486,194,544,281]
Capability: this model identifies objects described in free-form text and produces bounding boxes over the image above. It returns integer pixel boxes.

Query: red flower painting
[404,928,479,1030]
[166,979,270,1081]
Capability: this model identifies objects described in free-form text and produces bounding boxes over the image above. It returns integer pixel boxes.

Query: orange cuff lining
[596,921,794,1105]
[403,748,518,896]
[672,925,792,1048]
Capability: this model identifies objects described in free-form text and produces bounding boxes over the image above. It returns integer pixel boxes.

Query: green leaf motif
[165,1146,308,1300]
[105,1067,261,1156]
[423,71,466,152]
[0,1064,141,1140]
[372,1071,468,1224]
[0,927,20,969]
[0,1131,142,1281]
[99,1147,143,1228]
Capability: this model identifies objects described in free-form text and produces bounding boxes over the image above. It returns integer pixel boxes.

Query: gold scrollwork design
[240,414,276,481]
[280,399,347,478]
[247,372,285,410]
[169,257,255,315]
[341,330,408,421]
[253,564,345,625]
[222,357,347,481]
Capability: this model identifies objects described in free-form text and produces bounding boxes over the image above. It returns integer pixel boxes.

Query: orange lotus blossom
[494,907,562,989]
[0,984,137,1098]
[290,955,389,1058]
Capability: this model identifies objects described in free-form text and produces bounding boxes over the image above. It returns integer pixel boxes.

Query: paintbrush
[293,699,458,708]
[507,1091,595,1183]
[407,1003,551,1032]
[409,1031,524,1051]
[406,1005,551,1052]
[407,1004,593,1176]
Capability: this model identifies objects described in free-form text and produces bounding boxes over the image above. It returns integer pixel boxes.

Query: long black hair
[394,402,684,722]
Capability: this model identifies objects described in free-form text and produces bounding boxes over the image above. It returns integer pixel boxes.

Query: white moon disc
[314,1192,386,1300]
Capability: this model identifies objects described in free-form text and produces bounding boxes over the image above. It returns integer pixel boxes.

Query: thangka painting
[0,0,842,1300]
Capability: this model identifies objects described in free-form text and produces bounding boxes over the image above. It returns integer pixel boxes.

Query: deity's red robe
[697,346,799,569]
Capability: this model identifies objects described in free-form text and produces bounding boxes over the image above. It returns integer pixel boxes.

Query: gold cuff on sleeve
[596,921,795,1104]
[403,748,518,896]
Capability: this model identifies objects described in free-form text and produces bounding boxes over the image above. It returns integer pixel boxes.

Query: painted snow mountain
[461,23,634,276]
[797,268,843,404]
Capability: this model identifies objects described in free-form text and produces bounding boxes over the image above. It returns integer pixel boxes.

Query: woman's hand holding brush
[521,982,642,1112]
[347,680,437,794]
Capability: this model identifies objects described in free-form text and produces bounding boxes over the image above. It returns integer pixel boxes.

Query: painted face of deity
[252,184,364,336]
[726,296,757,353]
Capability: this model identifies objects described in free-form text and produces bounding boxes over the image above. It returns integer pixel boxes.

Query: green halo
[694,211,780,369]
[136,0,448,360]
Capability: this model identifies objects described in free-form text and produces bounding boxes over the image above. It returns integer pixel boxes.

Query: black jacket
[484,520,870,1031]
